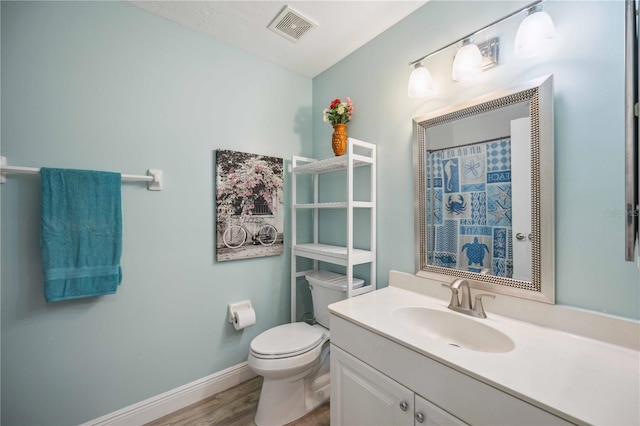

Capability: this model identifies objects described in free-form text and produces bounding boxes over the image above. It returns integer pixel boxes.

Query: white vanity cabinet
[331,344,466,426]
[414,395,467,426]
[331,344,413,425]
[330,314,572,426]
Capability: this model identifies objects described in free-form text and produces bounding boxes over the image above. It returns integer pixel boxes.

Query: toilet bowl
[247,270,364,426]
[248,322,330,426]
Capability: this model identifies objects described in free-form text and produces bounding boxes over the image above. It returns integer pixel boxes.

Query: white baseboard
[82,362,257,426]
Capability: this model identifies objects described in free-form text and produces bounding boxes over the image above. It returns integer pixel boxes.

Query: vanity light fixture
[514,4,556,58]
[408,62,433,98]
[451,38,484,82]
[407,0,554,98]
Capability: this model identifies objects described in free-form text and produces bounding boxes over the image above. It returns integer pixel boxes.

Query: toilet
[247,270,364,426]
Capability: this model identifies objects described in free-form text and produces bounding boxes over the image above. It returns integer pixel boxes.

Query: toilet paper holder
[228,300,254,324]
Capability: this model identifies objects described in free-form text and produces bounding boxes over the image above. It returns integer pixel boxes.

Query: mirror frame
[413,75,555,304]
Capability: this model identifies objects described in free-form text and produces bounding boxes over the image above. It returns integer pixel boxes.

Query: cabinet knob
[415,412,425,423]
[399,401,409,411]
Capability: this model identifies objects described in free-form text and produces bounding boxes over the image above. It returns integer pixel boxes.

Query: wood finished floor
[145,376,330,426]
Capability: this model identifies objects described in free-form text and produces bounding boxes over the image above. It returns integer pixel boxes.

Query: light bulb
[451,40,483,82]
[408,63,433,98]
[514,9,555,58]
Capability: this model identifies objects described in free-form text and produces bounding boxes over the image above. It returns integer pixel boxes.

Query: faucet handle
[472,294,495,318]
[441,283,460,308]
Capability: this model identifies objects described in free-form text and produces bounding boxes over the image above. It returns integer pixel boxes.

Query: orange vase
[331,124,348,156]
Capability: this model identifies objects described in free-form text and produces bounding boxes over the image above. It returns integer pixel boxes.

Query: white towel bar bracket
[0,156,163,191]
[146,169,163,191]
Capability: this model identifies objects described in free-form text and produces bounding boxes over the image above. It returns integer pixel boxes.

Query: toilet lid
[251,322,325,358]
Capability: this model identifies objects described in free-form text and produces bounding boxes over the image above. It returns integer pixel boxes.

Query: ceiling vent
[268,6,317,43]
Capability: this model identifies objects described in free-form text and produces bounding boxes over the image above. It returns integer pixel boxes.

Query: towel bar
[0,156,163,191]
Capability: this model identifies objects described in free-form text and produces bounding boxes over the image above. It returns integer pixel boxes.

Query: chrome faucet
[442,279,495,319]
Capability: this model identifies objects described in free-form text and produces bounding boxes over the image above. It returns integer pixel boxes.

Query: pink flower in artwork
[216,155,284,224]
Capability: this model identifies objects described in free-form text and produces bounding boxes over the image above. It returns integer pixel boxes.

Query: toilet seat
[250,323,325,359]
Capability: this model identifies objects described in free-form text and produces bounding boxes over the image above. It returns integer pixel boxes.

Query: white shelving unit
[291,138,376,322]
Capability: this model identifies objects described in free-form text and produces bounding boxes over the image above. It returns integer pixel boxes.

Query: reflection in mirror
[414,75,555,303]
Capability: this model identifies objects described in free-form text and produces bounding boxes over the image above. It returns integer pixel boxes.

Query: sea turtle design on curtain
[461,237,490,266]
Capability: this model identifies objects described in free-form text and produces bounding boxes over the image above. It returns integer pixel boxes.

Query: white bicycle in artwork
[222,216,278,249]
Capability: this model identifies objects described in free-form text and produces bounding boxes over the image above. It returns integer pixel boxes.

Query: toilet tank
[305,270,364,328]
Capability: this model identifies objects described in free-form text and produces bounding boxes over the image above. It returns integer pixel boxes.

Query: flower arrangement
[323,97,353,126]
[216,154,284,224]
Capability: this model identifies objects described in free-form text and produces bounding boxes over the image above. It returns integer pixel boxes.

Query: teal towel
[40,168,123,302]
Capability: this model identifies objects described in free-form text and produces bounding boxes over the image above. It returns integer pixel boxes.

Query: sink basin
[392,307,515,353]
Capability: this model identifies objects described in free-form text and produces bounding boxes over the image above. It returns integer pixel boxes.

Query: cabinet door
[414,395,467,426]
[331,345,413,426]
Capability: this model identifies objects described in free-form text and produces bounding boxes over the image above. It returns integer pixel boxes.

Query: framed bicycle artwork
[215,149,284,262]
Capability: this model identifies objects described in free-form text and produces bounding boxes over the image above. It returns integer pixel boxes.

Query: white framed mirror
[413,75,554,303]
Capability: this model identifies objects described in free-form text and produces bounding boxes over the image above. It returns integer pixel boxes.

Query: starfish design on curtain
[489,199,511,224]
[495,185,511,204]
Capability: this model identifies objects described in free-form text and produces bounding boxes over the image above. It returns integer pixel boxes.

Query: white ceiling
[128,1,428,78]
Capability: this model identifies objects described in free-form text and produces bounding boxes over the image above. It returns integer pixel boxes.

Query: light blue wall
[1,1,311,424]
[313,0,640,319]
[3,0,639,424]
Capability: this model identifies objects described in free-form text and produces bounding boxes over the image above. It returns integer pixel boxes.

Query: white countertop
[328,286,640,426]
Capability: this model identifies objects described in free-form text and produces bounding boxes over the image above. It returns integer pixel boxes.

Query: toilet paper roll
[233,306,256,330]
